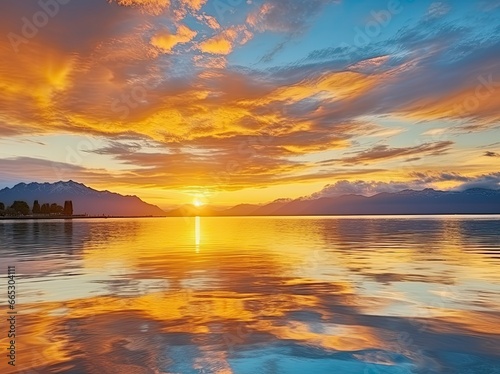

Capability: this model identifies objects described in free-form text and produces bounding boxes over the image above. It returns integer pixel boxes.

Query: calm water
[1,216,500,374]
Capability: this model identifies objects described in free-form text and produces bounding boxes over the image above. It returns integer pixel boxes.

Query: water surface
[1,216,499,373]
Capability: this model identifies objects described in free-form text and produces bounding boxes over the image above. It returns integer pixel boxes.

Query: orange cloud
[397,84,500,131]
[198,26,253,55]
[196,13,221,30]
[108,0,170,15]
[181,0,207,11]
[150,24,197,53]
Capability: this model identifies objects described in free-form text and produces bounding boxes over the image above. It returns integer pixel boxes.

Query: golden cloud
[150,24,197,53]
[108,0,170,15]
[181,0,207,11]
[198,26,253,55]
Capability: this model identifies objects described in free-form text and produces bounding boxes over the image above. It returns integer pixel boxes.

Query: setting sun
[193,198,204,207]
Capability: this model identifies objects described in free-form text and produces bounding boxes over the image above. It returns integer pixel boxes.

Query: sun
[193,198,204,207]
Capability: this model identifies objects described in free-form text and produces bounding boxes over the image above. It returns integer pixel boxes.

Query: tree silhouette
[32,200,41,214]
[11,201,30,215]
[63,200,73,216]
[50,203,63,214]
[0,202,4,211]
[41,203,50,214]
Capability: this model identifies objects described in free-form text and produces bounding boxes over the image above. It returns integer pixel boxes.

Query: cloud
[181,0,207,11]
[409,171,471,184]
[484,151,500,157]
[247,0,337,34]
[308,172,500,199]
[246,0,339,62]
[198,25,252,55]
[309,180,430,198]
[298,21,500,130]
[195,13,221,30]
[455,173,500,191]
[426,2,452,19]
[150,25,197,53]
[108,0,171,15]
[478,1,500,12]
[336,141,453,165]
[0,157,116,186]
[421,128,447,137]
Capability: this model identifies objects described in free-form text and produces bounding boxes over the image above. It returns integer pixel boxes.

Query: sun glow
[193,198,204,207]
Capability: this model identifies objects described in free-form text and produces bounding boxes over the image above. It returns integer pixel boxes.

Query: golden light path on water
[196,216,201,253]
[0,216,499,373]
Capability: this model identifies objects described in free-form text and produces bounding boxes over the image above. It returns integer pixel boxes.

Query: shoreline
[1,213,499,220]
[0,215,165,220]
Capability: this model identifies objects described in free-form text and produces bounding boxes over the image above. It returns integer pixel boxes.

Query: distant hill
[0,181,166,216]
[265,188,500,215]
[164,204,220,217]
[165,188,500,216]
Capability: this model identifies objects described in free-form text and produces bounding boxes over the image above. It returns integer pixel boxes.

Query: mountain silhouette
[166,188,500,216]
[0,181,166,216]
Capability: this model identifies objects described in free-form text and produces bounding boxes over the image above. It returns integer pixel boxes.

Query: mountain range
[1,181,499,217]
[167,188,500,216]
[0,181,166,216]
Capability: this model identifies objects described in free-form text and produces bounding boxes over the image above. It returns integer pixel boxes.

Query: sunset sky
[0,0,499,208]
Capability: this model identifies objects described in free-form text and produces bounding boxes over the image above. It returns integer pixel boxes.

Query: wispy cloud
[484,151,500,157]
[334,141,453,165]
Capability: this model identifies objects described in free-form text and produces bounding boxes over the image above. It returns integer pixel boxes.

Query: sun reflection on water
[195,216,201,252]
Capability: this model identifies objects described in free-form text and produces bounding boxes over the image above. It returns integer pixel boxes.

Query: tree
[50,203,63,214]
[10,201,30,216]
[0,202,4,210]
[32,200,41,214]
[63,200,73,216]
[5,207,16,216]
[41,203,50,214]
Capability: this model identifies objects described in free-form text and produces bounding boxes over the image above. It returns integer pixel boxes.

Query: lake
[1,216,499,373]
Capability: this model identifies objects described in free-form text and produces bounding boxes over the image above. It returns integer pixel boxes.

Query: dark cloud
[409,171,472,184]
[309,179,430,198]
[455,172,500,191]
[484,151,500,157]
[335,141,453,165]
[90,141,143,155]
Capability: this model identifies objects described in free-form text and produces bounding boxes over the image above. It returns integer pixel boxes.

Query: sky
[0,0,499,208]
